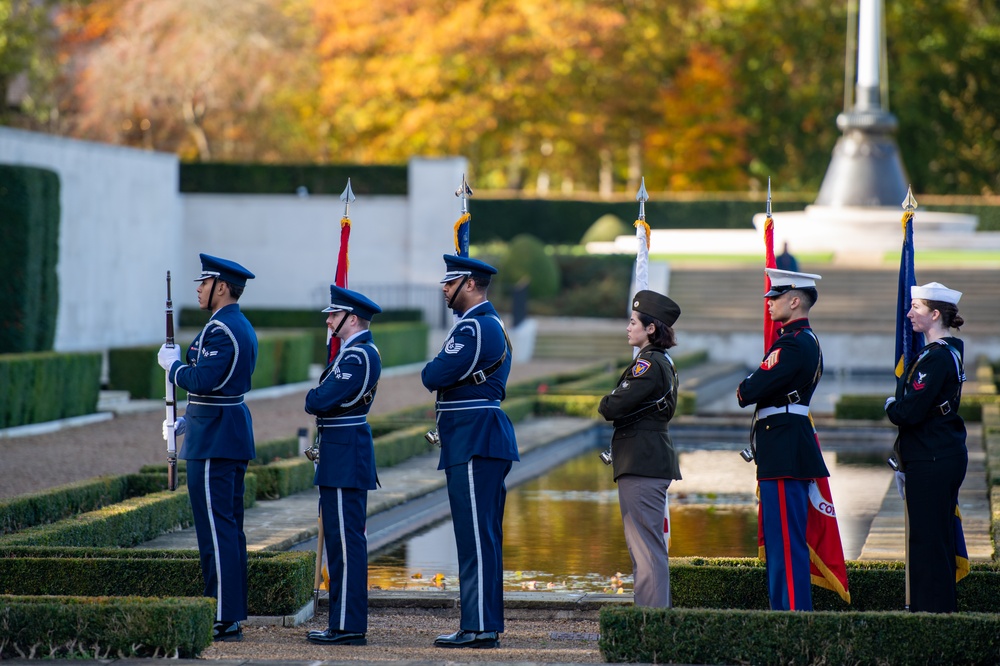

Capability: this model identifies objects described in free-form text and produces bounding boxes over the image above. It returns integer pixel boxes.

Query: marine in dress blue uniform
[736,268,829,611]
[885,282,968,613]
[304,287,382,646]
[157,254,257,642]
[422,255,518,649]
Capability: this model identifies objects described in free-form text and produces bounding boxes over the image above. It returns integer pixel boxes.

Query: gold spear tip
[635,177,648,202]
[902,185,918,211]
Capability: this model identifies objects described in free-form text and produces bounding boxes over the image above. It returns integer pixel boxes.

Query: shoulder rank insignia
[444,337,464,354]
[761,349,780,370]
[632,359,651,377]
[912,372,927,391]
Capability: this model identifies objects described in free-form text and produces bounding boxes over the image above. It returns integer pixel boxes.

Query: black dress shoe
[213,621,243,642]
[434,629,500,648]
[306,628,367,646]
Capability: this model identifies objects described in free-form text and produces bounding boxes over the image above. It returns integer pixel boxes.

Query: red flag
[327,216,351,363]
[756,199,850,603]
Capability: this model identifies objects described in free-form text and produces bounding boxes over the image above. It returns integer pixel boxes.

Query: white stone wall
[0,127,182,352]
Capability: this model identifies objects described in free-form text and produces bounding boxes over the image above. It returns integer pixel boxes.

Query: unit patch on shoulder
[632,359,652,377]
[912,372,928,391]
[761,349,781,370]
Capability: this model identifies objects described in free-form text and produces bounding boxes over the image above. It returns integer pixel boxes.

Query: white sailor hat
[911,282,962,305]
[764,268,822,298]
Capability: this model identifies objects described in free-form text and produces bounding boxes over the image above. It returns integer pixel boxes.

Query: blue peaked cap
[440,254,498,284]
[322,285,382,321]
[195,253,255,287]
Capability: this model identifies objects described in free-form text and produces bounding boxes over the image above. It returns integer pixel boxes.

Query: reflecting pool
[368,442,890,593]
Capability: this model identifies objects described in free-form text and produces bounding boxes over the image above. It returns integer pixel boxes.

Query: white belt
[757,404,811,419]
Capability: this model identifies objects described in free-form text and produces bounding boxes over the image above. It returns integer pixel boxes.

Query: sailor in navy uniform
[157,253,258,642]
[885,282,968,613]
[304,286,382,646]
[736,268,829,611]
[422,255,518,649]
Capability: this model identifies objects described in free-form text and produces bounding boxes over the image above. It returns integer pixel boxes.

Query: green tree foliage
[10,0,999,194]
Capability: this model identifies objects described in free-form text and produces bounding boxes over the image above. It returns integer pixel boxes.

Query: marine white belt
[437,399,501,412]
[757,404,811,419]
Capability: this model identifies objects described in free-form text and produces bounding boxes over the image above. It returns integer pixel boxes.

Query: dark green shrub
[0,352,101,427]
[500,234,561,299]
[581,213,631,244]
[108,343,190,400]
[179,162,408,195]
[0,165,60,353]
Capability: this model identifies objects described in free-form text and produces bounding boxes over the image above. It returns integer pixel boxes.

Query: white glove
[158,343,181,371]
[884,396,896,411]
[894,471,905,500]
[163,416,187,439]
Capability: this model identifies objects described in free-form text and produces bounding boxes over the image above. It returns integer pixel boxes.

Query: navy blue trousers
[186,458,249,621]
[319,486,369,632]
[445,456,512,632]
[760,478,812,611]
[905,452,967,612]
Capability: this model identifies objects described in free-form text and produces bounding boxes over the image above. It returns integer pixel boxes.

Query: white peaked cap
[911,282,962,305]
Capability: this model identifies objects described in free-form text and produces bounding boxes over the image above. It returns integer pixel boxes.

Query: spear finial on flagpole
[341,178,356,218]
[766,178,772,218]
[902,184,917,213]
[636,177,648,221]
[456,173,474,215]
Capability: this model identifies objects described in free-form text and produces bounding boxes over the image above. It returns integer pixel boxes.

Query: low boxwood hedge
[0,547,312,616]
[0,594,215,659]
[599,605,1000,665]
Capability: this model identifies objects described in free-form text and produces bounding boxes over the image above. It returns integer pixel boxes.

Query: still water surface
[368,445,889,593]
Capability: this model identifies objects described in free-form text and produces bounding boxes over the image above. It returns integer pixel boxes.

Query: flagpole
[454,174,473,257]
[631,177,668,547]
[899,185,917,610]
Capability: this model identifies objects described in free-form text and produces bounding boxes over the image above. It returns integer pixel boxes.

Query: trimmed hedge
[0,477,257,548]
[108,343,190,401]
[179,162,408,195]
[0,595,214,659]
[0,548,313,617]
[835,393,998,422]
[599,605,1000,665]
[670,557,1000,612]
[0,475,136,535]
[0,351,101,428]
[0,165,60,354]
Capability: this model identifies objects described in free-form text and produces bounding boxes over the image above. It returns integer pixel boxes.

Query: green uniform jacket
[598,345,682,482]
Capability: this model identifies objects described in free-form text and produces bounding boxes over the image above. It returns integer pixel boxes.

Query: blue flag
[895,211,923,377]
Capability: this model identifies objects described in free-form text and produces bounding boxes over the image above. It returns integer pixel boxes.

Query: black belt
[187,394,245,406]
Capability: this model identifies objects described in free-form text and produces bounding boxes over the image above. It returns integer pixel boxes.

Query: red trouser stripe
[777,479,796,610]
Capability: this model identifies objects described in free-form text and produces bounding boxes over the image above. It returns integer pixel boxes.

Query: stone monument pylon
[755,0,978,262]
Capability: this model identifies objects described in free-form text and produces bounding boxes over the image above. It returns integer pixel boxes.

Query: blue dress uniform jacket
[169,303,257,461]
[421,300,518,634]
[737,318,828,481]
[167,302,257,623]
[305,331,381,490]
[421,301,519,469]
[304,329,381,633]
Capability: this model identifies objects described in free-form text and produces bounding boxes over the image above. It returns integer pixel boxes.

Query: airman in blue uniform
[158,253,257,642]
[422,255,518,649]
[304,286,382,646]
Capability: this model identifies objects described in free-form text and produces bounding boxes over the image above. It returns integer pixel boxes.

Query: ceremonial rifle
[164,271,178,491]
